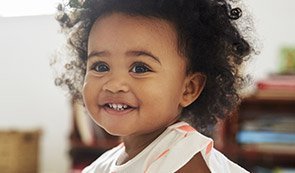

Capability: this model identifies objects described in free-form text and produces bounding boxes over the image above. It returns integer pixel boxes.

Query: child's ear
[180,73,206,107]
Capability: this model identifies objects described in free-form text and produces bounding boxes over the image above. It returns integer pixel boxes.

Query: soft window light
[0,0,60,17]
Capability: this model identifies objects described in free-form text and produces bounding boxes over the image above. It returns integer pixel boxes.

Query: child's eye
[90,61,109,72]
[130,62,152,73]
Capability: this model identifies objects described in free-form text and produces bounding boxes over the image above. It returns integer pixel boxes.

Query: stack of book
[236,116,295,154]
[254,166,295,173]
[254,74,295,100]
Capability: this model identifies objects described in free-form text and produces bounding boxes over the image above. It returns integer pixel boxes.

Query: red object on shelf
[254,75,295,100]
[256,78,295,91]
[257,80,295,92]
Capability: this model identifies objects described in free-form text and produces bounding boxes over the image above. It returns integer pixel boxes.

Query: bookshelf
[219,97,295,172]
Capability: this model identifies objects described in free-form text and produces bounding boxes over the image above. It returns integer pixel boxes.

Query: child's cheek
[82,77,94,106]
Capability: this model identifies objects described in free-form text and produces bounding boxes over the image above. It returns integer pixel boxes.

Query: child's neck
[117,126,167,165]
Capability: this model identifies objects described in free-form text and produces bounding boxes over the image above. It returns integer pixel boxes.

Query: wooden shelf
[242,96,295,106]
[219,96,295,170]
[238,148,295,167]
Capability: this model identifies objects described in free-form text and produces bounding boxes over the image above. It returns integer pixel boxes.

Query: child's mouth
[104,103,134,111]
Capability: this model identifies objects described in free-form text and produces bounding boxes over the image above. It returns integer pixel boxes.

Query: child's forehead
[93,12,176,32]
[90,13,179,45]
[88,12,187,64]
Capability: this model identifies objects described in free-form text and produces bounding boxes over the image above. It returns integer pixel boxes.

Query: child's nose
[102,72,130,93]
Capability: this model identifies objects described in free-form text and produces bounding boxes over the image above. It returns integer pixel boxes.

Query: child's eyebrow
[126,50,161,65]
[87,50,161,65]
[87,51,110,59]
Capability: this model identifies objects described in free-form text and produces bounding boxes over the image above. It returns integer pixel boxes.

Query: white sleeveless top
[82,122,249,173]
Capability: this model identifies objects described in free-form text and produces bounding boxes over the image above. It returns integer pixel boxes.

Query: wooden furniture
[219,97,295,171]
[0,130,41,173]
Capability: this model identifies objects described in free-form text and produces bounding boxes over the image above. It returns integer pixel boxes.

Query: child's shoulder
[147,121,249,172]
[82,143,124,173]
[144,121,213,172]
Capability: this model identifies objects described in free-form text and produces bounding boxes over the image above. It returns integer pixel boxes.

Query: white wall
[0,1,294,173]
[245,0,295,80]
[0,15,71,173]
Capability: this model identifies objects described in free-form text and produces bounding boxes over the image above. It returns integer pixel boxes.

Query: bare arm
[176,152,211,173]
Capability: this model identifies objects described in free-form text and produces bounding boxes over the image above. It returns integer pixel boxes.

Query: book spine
[257,81,295,90]
[237,131,295,144]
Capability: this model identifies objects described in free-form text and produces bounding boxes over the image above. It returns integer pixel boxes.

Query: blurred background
[0,0,294,173]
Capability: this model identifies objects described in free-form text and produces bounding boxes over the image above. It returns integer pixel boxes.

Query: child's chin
[103,126,130,137]
[105,130,121,136]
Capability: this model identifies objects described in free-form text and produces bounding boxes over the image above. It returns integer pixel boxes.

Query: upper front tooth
[112,104,117,109]
[108,103,128,110]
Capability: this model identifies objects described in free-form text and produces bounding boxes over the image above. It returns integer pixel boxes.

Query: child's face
[83,13,197,136]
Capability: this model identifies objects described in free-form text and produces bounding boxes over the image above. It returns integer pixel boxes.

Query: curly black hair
[53,0,255,133]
